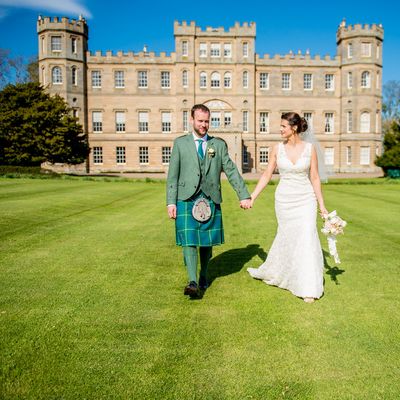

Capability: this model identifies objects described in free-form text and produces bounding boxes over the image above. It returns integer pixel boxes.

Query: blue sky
[0,0,399,84]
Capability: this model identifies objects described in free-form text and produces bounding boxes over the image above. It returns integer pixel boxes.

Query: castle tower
[37,16,89,133]
[337,20,384,172]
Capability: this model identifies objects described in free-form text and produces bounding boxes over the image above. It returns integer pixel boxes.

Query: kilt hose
[175,193,224,247]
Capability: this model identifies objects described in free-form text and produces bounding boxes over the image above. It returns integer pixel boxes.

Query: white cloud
[0,0,92,18]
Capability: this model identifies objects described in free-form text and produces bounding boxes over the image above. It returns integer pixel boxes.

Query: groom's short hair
[191,104,210,118]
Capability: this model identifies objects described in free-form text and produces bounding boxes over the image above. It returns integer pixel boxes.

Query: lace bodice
[277,142,312,180]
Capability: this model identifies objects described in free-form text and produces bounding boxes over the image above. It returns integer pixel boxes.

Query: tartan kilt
[175,195,224,247]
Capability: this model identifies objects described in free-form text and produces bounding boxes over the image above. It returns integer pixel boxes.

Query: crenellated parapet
[256,51,340,66]
[37,15,88,38]
[87,50,176,64]
[337,20,383,43]
[174,20,256,37]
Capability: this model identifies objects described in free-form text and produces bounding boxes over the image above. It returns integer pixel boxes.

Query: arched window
[52,66,62,84]
[360,112,370,133]
[224,72,231,88]
[211,72,220,88]
[361,71,371,88]
[72,66,77,85]
[243,71,249,88]
[200,72,207,88]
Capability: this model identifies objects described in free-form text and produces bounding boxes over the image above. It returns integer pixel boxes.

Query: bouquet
[321,210,347,264]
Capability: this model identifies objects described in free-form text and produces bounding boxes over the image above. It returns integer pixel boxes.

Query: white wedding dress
[247,142,324,299]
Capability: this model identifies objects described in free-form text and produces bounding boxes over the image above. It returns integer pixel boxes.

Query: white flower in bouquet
[321,210,347,264]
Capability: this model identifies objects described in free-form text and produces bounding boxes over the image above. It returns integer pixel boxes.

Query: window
[200,72,207,88]
[71,67,77,85]
[161,71,170,88]
[347,111,353,133]
[92,111,103,132]
[138,71,148,88]
[259,72,269,89]
[361,42,371,57]
[224,72,231,88]
[224,112,232,127]
[183,111,189,132]
[346,146,352,165]
[243,145,249,165]
[211,72,220,88]
[361,71,371,88]
[41,67,45,85]
[376,43,380,59]
[325,74,334,90]
[243,111,248,132]
[91,70,101,88]
[210,43,220,57]
[303,113,313,130]
[162,112,171,132]
[376,110,380,133]
[162,147,171,164]
[360,112,370,133]
[259,112,269,133]
[72,109,78,118]
[52,66,62,84]
[182,70,188,88]
[115,112,126,132]
[282,73,291,90]
[199,43,207,57]
[324,147,334,165]
[304,73,313,90]
[347,72,353,89]
[41,36,45,54]
[360,146,370,165]
[347,43,353,58]
[93,147,103,164]
[259,147,269,164]
[182,41,188,56]
[138,112,149,133]
[243,71,249,89]
[71,37,77,54]
[116,147,126,164]
[51,36,61,52]
[324,113,334,133]
[376,71,380,89]
[242,42,249,58]
[114,71,125,88]
[139,147,149,164]
[211,112,221,129]
[223,43,232,58]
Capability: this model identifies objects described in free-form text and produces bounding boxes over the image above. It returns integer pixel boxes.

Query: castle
[37,16,384,174]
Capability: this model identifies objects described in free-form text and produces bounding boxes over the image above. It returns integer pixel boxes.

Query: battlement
[336,20,383,42]
[174,20,256,37]
[256,50,340,66]
[37,15,88,37]
[87,50,176,64]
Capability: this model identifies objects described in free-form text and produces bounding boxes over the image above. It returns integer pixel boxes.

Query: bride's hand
[319,206,328,219]
[250,194,256,208]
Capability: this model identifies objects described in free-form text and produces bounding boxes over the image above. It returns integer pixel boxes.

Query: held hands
[239,198,252,210]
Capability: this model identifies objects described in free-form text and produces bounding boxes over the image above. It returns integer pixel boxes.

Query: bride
[247,112,328,303]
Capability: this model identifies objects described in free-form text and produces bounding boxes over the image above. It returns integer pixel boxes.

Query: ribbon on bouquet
[327,235,341,264]
[321,210,346,265]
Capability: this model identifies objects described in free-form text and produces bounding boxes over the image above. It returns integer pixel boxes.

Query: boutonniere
[207,147,216,158]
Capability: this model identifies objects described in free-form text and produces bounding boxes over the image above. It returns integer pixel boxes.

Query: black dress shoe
[184,281,199,298]
[199,276,208,290]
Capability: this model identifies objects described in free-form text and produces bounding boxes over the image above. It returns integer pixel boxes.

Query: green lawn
[1,177,399,399]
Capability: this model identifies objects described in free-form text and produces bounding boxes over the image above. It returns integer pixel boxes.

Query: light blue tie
[196,139,204,159]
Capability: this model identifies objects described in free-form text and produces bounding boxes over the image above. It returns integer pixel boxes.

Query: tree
[382,80,400,122]
[375,120,400,176]
[0,82,89,166]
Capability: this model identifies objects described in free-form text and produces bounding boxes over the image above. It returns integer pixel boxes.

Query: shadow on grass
[323,249,345,285]
[206,244,266,288]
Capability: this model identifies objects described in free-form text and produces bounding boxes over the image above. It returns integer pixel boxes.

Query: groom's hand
[167,205,177,219]
[240,199,252,209]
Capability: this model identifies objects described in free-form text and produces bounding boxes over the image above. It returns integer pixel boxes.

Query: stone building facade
[37,16,384,174]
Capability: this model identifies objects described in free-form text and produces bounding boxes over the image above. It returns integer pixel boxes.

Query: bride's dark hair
[281,112,308,134]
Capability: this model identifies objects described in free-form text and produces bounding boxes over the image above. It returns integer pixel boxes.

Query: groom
[166,104,251,298]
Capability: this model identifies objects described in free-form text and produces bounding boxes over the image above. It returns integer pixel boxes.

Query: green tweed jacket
[166,134,250,205]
